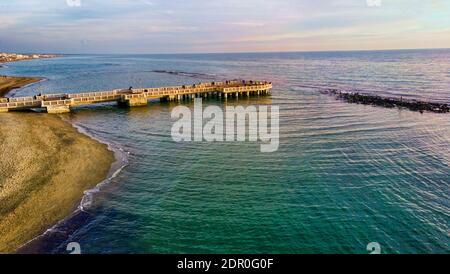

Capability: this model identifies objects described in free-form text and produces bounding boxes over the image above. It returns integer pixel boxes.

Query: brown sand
[0,76,42,97]
[0,113,114,253]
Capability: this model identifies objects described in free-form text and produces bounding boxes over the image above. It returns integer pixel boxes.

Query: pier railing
[0,80,272,113]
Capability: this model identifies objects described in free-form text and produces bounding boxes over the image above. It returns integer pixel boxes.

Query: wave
[6,77,48,98]
[71,122,129,210]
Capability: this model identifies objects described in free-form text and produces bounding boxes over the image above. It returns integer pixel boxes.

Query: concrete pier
[0,80,272,113]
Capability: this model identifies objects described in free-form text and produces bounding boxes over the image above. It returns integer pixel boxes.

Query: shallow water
[5,50,450,253]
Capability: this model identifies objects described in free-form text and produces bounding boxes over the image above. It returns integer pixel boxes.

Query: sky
[0,0,450,54]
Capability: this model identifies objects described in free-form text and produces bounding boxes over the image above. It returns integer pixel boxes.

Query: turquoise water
[4,50,450,253]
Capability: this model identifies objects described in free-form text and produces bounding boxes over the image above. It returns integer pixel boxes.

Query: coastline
[0,52,59,97]
[69,121,129,211]
[0,76,42,97]
[0,112,116,253]
[15,122,129,254]
[0,57,120,253]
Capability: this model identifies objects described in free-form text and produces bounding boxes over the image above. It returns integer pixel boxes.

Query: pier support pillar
[46,105,71,114]
[121,97,148,107]
[0,108,8,113]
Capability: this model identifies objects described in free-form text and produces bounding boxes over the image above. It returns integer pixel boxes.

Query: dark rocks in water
[321,89,449,114]
[151,70,216,79]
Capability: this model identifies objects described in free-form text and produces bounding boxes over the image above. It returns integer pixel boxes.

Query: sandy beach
[0,53,116,253]
[0,113,114,253]
[0,76,42,97]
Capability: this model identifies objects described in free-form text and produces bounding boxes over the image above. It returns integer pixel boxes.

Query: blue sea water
[4,50,450,253]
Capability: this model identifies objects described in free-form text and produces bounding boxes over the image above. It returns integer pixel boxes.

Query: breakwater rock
[321,89,449,114]
[151,70,216,79]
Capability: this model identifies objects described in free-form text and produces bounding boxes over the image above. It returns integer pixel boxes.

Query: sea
[3,49,450,253]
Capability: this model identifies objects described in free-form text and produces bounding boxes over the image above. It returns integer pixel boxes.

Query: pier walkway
[0,80,272,113]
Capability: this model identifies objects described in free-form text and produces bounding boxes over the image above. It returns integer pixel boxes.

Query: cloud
[0,0,449,53]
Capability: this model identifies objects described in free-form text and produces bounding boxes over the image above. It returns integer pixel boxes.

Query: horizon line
[3,47,450,56]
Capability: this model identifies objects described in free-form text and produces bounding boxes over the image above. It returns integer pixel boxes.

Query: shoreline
[0,53,60,97]
[0,112,116,253]
[69,121,129,211]
[0,76,43,97]
[0,58,121,253]
[16,122,129,254]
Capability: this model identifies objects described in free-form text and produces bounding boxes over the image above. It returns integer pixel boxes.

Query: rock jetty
[321,89,449,114]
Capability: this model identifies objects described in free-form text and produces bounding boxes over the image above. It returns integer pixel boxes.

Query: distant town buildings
[0,53,58,63]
